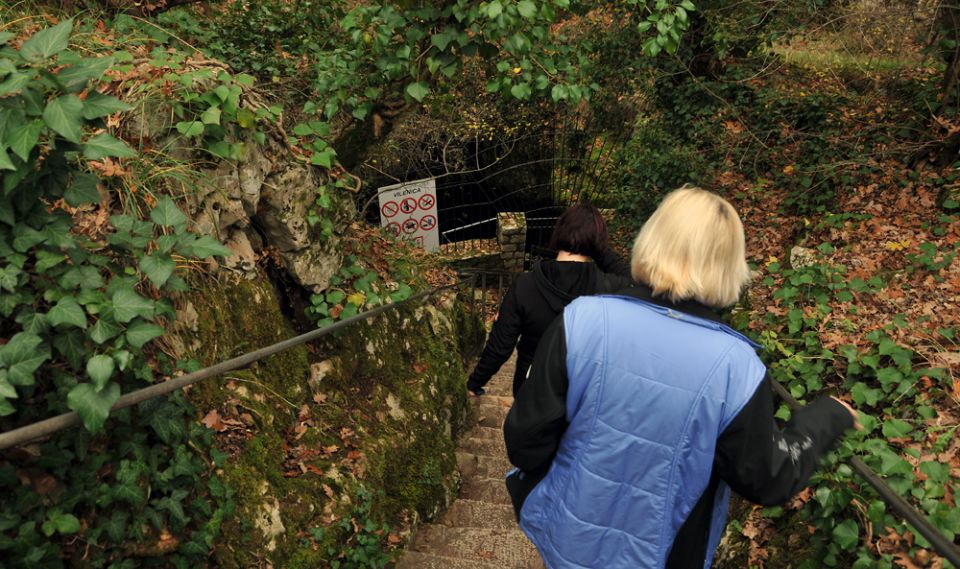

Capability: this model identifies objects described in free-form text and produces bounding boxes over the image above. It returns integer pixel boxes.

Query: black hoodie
[466,249,631,396]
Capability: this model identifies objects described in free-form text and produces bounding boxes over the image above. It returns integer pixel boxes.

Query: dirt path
[396,355,544,568]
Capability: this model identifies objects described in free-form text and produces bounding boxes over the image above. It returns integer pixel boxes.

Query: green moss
[186,276,310,409]
[179,273,483,567]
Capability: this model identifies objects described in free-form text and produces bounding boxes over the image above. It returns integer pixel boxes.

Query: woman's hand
[830,396,862,431]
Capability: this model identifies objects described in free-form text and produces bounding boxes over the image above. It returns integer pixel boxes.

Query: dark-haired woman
[466,204,631,397]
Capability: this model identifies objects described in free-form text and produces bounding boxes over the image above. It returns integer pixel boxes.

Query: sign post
[377,178,439,252]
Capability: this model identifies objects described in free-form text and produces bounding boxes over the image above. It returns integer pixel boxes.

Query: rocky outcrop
[178,136,354,292]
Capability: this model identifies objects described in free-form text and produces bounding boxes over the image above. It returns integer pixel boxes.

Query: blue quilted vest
[518,295,766,569]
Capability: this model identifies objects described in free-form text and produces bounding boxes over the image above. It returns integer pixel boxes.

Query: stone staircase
[395,356,544,569]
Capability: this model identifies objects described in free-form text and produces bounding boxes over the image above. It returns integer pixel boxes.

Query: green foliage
[0,394,236,569]
[607,116,709,221]
[158,0,343,83]
[312,487,393,568]
[307,255,413,328]
[0,21,235,566]
[750,250,958,566]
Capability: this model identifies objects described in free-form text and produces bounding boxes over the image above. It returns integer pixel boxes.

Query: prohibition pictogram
[414,236,424,247]
[400,197,418,215]
[380,200,399,218]
[386,222,400,236]
[419,215,437,231]
[402,218,419,234]
[418,194,435,210]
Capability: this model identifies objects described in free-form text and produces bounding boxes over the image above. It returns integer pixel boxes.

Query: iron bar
[0,284,463,452]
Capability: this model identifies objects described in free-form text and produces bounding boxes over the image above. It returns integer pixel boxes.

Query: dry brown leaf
[201,409,225,432]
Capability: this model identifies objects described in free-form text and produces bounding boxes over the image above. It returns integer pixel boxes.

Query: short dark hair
[549,204,608,259]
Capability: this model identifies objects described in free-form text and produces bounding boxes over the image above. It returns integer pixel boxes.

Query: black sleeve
[594,246,632,278]
[715,376,854,506]
[466,283,524,391]
[504,317,569,474]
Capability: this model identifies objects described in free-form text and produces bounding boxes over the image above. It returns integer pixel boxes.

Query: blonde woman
[504,187,859,569]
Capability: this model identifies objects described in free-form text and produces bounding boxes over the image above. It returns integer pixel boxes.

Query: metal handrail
[0,282,467,452]
[769,380,960,566]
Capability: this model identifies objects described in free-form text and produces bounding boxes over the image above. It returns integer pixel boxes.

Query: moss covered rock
[175,275,482,567]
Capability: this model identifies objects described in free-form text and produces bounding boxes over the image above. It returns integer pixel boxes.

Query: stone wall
[497,212,527,272]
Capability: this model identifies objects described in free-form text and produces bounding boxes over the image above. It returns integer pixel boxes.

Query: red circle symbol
[402,218,419,234]
[381,201,399,218]
[400,197,418,214]
[418,194,435,210]
[385,222,400,236]
[419,215,436,231]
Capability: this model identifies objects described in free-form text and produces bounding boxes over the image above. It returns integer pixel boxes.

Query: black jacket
[466,249,632,396]
[504,285,854,568]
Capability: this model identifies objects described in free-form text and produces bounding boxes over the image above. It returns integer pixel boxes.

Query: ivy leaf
[0,265,21,292]
[201,106,221,125]
[0,147,15,171]
[89,318,121,344]
[35,249,65,272]
[83,133,135,160]
[176,120,204,137]
[517,0,537,19]
[405,82,429,102]
[486,1,503,18]
[236,107,256,128]
[101,511,128,543]
[0,396,14,416]
[139,254,176,287]
[43,95,84,143]
[46,296,87,329]
[510,82,532,100]
[0,370,16,401]
[12,225,46,252]
[881,419,912,438]
[149,197,186,228]
[61,265,104,290]
[64,172,101,206]
[86,354,115,390]
[114,350,133,371]
[111,288,155,323]
[8,120,44,161]
[310,150,334,168]
[20,18,74,62]
[0,332,49,386]
[53,330,86,370]
[81,91,130,120]
[57,57,112,93]
[831,519,859,551]
[0,72,31,97]
[67,381,120,432]
[42,513,81,536]
[431,30,457,51]
[188,236,232,259]
[125,322,164,349]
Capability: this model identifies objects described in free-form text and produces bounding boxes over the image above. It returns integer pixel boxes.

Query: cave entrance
[358,107,634,264]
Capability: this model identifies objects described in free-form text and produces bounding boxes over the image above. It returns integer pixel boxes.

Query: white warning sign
[377,178,439,252]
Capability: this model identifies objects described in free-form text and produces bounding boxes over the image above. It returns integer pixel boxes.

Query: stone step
[414,524,543,568]
[476,404,510,428]
[465,425,502,441]
[459,476,512,505]
[485,381,514,397]
[457,451,513,479]
[460,435,506,458]
[394,551,503,569]
[441,499,517,530]
[478,394,514,407]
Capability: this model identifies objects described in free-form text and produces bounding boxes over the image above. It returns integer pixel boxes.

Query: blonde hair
[630,186,750,308]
